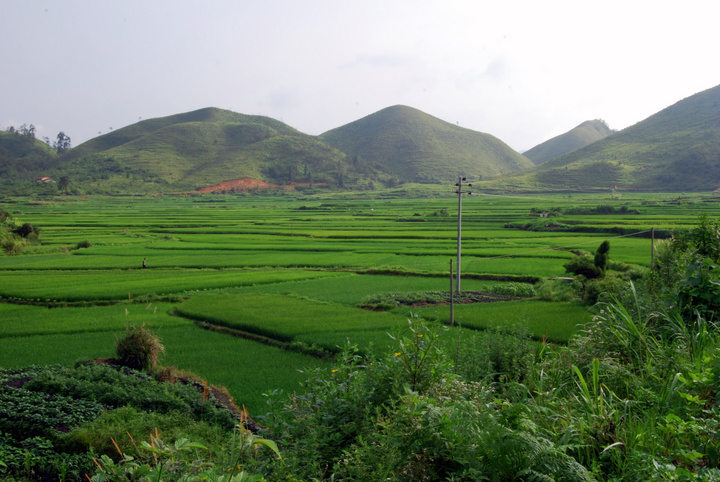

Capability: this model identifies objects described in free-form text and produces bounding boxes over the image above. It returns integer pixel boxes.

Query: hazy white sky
[2,0,719,152]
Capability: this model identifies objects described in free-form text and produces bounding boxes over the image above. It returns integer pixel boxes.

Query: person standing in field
[142,258,147,269]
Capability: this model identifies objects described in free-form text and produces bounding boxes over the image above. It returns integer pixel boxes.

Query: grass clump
[115,324,165,371]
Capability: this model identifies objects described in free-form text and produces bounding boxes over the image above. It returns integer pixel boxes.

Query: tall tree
[58,176,70,192]
[594,240,611,274]
[54,132,71,153]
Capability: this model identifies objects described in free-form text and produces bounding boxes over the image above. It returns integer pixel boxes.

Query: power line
[477,229,653,261]
[321,228,656,274]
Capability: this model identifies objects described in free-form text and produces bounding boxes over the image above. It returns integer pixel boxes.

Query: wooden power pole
[454,176,473,293]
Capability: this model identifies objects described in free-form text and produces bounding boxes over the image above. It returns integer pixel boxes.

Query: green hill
[5,83,720,194]
[0,130,57,180]
[319,105,533,183]
[488,83,720,192]
[57,107,347,191]
[41,105,533,193]
[64,107,303,160]
[523,119,614,165]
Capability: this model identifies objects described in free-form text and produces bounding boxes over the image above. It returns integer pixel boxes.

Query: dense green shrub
[653,214,720,318]
[534,278,582,302]
[259,319,593,481]
[75,239,92,249]
[13,222,39,238]
[652,238,692,295]
[674,213,720,262]
[564,253,602,279]
[676,257,720,318]
[583,275,628,304]
[1,238,21,254]
[0,206,10,222]
[444,326,534,384]
[259,321,452,479]
[332,388,593,481]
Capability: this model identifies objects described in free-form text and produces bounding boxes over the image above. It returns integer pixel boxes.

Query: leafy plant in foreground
[444,325,534,384]
[0,432,94,482]
[89,424,279,482]
[261,319,595,481]
[0,384,104,440]
[22,363,236,430]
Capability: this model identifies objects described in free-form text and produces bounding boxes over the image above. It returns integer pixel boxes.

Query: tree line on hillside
[0,124,73,194]
[4,123,71,153]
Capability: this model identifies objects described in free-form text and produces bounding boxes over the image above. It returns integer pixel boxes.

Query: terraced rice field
[2,191,717,412]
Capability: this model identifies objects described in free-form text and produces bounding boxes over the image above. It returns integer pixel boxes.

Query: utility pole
[651,227,655,269]
[454,176,473,293]
[450,259,455,325]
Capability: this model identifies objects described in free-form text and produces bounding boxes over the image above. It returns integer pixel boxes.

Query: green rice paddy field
[2,190,719,413]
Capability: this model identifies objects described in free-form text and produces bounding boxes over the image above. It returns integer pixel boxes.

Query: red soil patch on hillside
[196,178,328,193]
[196,178,275,193]
[288,181,327,187]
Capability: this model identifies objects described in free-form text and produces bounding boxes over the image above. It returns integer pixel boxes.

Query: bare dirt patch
[195,178,328,193]
[196,178,275,193]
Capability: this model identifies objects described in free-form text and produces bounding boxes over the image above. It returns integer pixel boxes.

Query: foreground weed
[388,316,450,392]
[590,283,660,368]
[90,424,279,482]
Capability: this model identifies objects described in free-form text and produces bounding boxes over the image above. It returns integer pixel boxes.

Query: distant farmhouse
[33,176,55,183]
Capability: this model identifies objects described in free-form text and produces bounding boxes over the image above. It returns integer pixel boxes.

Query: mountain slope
[65,107,302,160]
[492,84,720,192]
[319,105,533,182]
[523,119,614,165]
[0,131,57,179]
[58,107,347,189]
[7,84,719,194]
